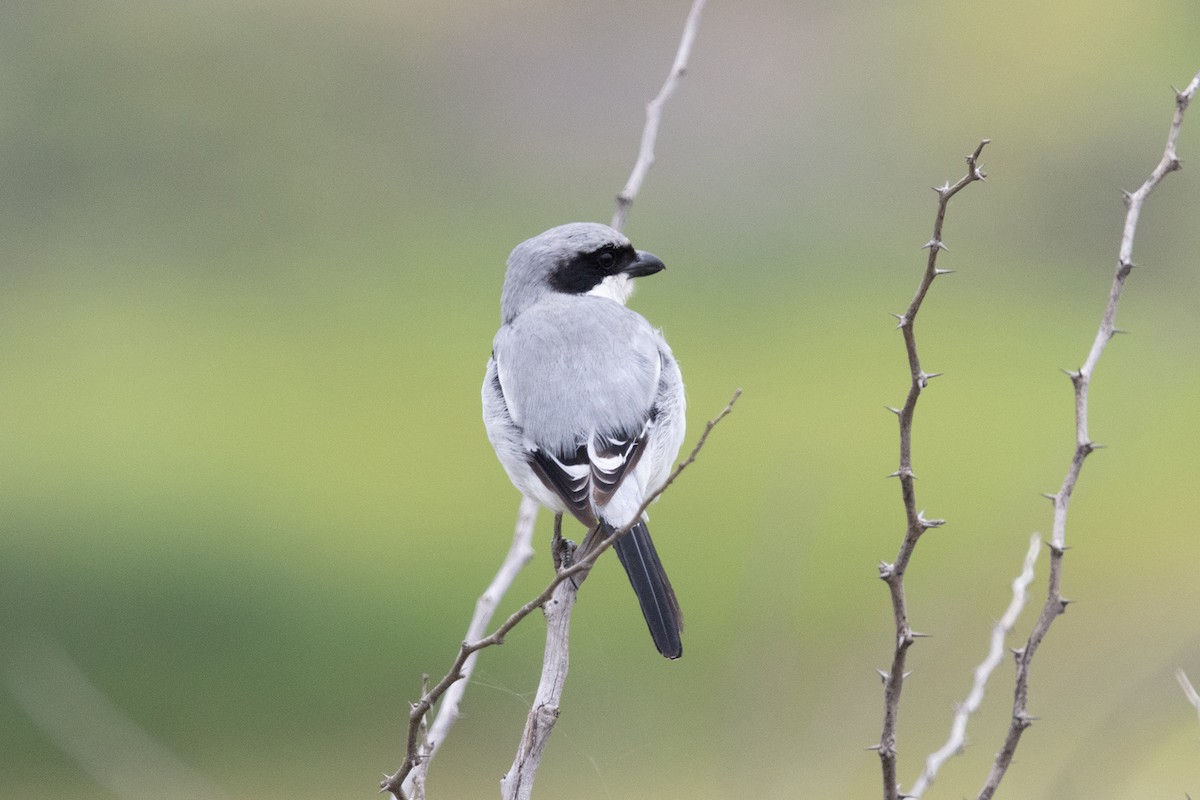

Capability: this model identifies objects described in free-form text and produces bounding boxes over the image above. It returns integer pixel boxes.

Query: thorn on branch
[1061,367,1083,385]
[916,511,946,530]
[877,139,991,800]
[966,139,990,177]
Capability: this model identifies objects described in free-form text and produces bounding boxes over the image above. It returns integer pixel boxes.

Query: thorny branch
[978,70,1200,800]
[381,390,740,799]
[876,140,989,800]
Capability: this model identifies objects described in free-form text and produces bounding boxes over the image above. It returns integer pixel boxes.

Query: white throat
[586,273,634,305]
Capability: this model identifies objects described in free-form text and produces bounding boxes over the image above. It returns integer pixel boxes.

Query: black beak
[622,250,666,278]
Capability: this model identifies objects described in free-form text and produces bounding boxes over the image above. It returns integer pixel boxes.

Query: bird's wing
[524,416,653,528]
[491,297,664,524]
[527,445,594,526]
[587,416,651,506]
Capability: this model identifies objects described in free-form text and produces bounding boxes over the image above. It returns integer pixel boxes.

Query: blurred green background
[3,1,1199,798]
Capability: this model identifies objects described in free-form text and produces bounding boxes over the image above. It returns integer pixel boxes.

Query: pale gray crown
[499,222,634,324]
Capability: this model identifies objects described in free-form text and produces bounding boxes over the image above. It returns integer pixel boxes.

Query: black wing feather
[529,446,595,527]
[589,424,649,506]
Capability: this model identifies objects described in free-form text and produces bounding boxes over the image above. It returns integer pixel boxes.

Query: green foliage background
[3,1,1199,797]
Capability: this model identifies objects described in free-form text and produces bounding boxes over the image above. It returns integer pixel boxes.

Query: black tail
[610,521,683,659]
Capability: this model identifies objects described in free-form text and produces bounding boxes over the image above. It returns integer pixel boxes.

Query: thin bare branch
[1177,669,1200,727]
[6,637,230,800]
[877,140,989,800]
[387,7,713,794]
[493,385,740,798]
[500,521,577,800]
[495,6,712,793]
[381,390,740,798]
[909,533,1041,797]
[611,0,707,233]
[398,496,540,799]
[978,69,1200,800]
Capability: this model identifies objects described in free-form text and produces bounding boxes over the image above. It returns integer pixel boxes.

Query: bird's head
[500,222,666,323]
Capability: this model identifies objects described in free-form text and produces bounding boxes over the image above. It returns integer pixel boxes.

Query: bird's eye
[596,251,616,270]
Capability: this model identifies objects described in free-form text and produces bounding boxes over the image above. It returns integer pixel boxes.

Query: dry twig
[498,387,737,799]
[1177,669,1200,728]
[398,497,539,799]
[611,0,707,233]
[497,3,710,794]
[381,391,739,799]
[977,70,1200,800]
[384,5,710,797]
[876,140,989,800]
[908,533,1041,796]
[499,529,578,800]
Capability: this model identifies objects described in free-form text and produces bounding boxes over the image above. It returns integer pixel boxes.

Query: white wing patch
[526,414,654,526]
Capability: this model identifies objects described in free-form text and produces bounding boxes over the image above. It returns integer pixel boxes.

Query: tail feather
[610,521,683,659]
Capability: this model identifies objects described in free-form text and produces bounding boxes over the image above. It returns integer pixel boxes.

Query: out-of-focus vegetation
[2,2,1199,798]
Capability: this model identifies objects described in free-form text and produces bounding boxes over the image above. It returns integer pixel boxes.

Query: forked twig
[501,2,710,793]
[386,4,711,796]
[381,390,740,799]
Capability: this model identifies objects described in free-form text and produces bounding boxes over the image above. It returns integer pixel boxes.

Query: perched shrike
[482,222,687,659]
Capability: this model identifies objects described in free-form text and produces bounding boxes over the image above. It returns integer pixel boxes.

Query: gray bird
[482,222,687,658]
